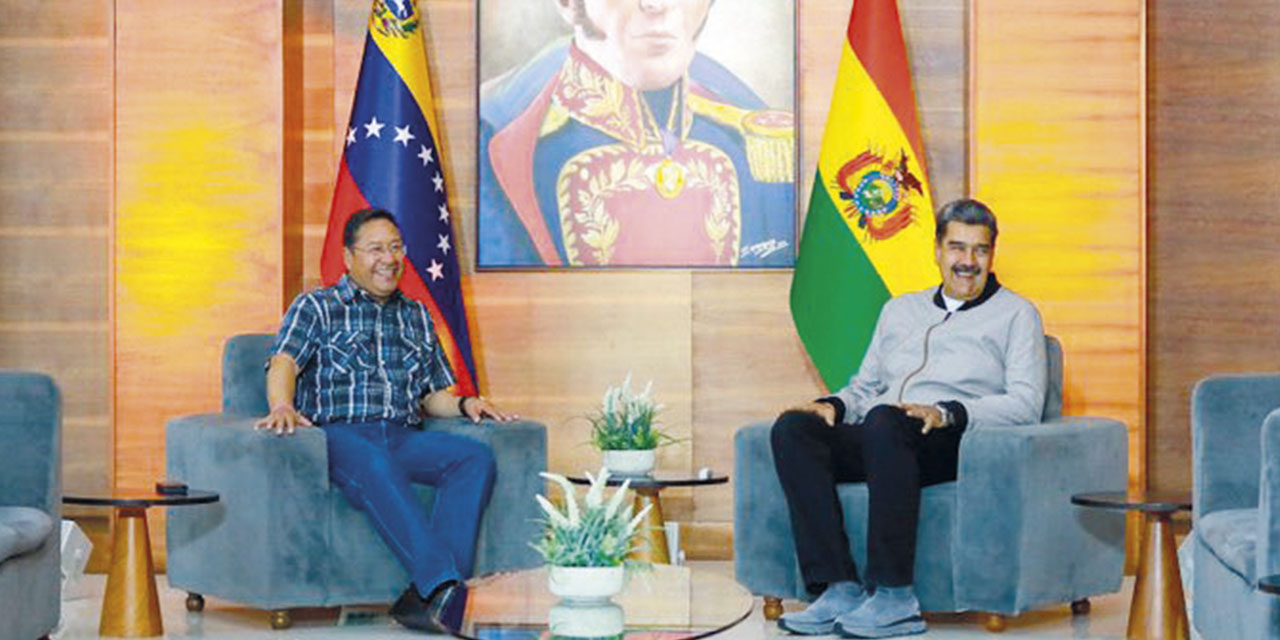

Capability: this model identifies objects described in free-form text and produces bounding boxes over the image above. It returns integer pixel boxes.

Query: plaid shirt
[269,274,455,425]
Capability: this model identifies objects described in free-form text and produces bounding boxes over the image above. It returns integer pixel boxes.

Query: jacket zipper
[897,311,952,403]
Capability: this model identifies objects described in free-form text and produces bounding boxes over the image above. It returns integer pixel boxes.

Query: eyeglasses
[353,242,406,259]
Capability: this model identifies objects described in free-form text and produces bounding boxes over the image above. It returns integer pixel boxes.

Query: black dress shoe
[390,581,468,633]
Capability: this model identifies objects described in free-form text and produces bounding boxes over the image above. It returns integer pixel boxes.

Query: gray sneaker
[778,581,869,635]
[834,586,926,638]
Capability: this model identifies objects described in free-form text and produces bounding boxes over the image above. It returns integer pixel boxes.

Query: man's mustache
[952,265,982,276]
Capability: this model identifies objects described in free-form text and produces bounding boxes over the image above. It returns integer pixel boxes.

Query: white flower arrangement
[532,468,652,567]
[589,374,673,451]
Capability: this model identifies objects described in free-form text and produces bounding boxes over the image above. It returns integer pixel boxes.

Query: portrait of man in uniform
[478,0,796,268]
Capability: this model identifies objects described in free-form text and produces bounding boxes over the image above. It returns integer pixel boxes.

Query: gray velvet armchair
[0,372,61,640]
[165,334,546,629]
[733,336,1128,630]
[1189,374,1280,640]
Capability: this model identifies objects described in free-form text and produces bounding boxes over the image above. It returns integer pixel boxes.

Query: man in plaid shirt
[256,208,513,632]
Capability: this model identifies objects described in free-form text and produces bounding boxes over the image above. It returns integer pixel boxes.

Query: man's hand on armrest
[254,352,314,436]
[421,390,519,423]
[254,404,314,436]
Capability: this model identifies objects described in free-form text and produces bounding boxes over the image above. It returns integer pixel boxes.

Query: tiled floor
[52,563,1193,639]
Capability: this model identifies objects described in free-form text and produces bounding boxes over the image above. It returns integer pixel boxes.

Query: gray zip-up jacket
[826,274,1047,430]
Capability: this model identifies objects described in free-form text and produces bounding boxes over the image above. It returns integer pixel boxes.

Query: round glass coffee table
[564,471,729,564]
[64,489,219,637]
[446,564,752,640]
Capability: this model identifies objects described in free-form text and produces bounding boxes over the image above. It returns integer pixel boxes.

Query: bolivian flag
[791,0,939,391]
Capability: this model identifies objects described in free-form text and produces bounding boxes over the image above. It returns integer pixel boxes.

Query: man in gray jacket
[773,199,1047,639]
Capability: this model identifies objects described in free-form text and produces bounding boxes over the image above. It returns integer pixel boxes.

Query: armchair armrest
[1192,373,1280,520]
[165,413,334,606]
[1258,409,1280,579]
[0,372,61,516]
[954,417,1127,612]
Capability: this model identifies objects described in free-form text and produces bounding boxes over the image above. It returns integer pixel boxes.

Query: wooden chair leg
[1071,597,1091,615]
[763,596,784,621]
[984,613,1007,632]
[270,609,292,630]
[186,592,205,612]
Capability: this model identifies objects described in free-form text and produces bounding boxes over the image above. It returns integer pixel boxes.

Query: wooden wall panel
[1148,0,1280,493]
[0,1,112,503]
[690,272,818,523]
[972,0,1145,472]
[114,1,292,497]
[300,0,335,294]
[471,273,696,517]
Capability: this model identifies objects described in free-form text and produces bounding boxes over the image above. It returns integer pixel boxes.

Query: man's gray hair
[934,198,998,245]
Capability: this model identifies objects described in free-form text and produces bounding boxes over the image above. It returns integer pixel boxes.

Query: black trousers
[771,404,964,592]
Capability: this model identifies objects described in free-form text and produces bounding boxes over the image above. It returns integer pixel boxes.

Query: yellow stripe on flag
[370,15,444,143]
[816,43,937,296]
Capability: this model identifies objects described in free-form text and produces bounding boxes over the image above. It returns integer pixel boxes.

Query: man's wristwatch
[458,396,475,415]
[934,403,953,428]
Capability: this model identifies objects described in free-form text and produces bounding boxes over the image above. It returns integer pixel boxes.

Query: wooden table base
[628,487,670,564]
[100,507,163,637]
[1128,513,1188,640]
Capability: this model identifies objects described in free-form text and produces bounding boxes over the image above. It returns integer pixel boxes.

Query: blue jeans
[322,420,496,597]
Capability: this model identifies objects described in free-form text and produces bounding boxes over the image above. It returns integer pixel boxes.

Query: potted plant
[533,468,651,602]
[589,374,672,476]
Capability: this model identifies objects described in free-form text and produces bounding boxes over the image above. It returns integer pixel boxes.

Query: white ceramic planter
[548,601,625,637]
[602,449,656,476]
[547,565,626,603]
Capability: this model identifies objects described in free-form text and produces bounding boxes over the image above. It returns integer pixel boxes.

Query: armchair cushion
[1197,508,1258,584]
[0,507,54,562]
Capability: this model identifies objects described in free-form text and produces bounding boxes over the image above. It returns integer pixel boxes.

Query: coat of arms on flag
[791,0,939,391]
[835,148,926,242]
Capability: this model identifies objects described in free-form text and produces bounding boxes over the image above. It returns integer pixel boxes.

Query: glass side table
[64,489,219,637]
[1072,491,1191,640]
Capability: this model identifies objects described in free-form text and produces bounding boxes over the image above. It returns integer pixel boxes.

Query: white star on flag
[393,125,415,147]
[437,234,451,255]
[417,145,434,166]
[346,127,357,146]
[432,173,444,192]
[426,259,445,281]
[438,203,450,222]
[364,116,385,138]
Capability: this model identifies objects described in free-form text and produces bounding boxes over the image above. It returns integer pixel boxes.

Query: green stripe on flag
[790,172,892,391]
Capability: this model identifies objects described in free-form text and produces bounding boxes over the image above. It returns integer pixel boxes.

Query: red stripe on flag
[847,0,927,171]
[397,257,478,396]
[321,160,371,286]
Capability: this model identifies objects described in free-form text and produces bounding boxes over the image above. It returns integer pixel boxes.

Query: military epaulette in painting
[689,93,795,184]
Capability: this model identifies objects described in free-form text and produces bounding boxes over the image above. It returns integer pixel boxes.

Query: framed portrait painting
[477,0,797,269]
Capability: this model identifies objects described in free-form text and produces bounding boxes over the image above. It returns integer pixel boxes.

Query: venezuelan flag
[321,0,477,395]
[791,0,939,391]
